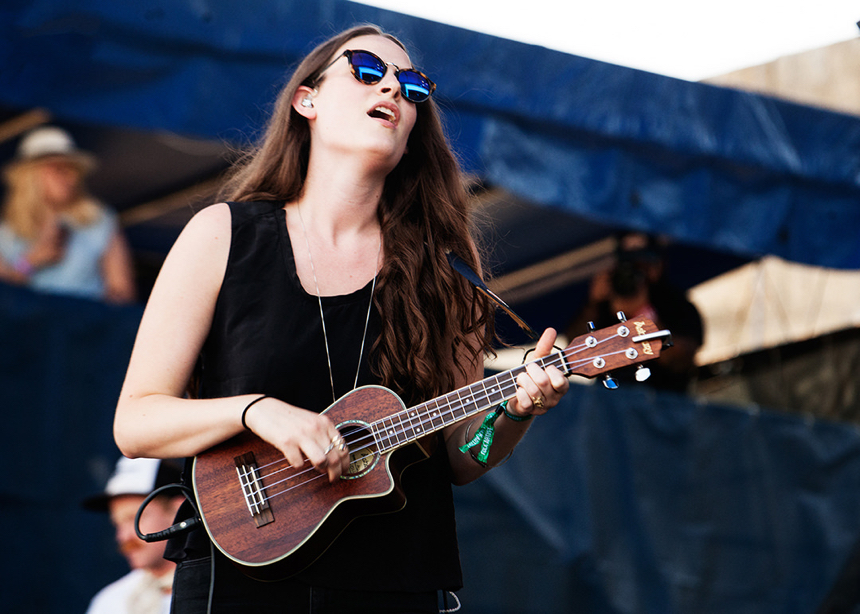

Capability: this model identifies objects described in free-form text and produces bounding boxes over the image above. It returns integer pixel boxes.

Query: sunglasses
[314,49,436,103]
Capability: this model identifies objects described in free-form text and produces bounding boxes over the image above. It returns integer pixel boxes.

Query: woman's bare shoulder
[186,202,231,233]
[151,202,232,292]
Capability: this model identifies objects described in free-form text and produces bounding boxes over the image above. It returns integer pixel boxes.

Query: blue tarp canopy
[2,0,859,284]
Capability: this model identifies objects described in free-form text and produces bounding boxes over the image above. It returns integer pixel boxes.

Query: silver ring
[326,435,344,454]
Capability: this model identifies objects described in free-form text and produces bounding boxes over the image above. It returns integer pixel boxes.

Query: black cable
[133,481,215,613]
[134,483,201,542]
[207,540,215,614]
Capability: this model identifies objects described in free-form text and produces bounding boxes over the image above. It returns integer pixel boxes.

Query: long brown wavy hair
[219,25,495,404]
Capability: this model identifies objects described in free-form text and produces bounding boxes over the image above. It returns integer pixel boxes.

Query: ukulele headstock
[562,313,672,388]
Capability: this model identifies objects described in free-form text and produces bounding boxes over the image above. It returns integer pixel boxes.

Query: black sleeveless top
[172,201,462,592]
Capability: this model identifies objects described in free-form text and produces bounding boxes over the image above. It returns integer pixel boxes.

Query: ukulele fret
[375,413,408,451]
[501,368,522,400]
[405,407,427,438]
[371,357,584,454]
[424,398,446,431]
[374,374,521,454]
[451,387,472,421]
[479,377,506,407]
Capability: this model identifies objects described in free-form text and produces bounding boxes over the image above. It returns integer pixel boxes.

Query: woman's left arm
[443,327,569,485]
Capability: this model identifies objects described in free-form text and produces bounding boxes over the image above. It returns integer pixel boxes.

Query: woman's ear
[292,86,318,118]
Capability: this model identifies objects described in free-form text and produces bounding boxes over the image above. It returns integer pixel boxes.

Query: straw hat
[9,126,97,173]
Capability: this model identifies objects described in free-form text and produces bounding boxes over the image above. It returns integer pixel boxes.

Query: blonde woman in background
[0,126,136,303]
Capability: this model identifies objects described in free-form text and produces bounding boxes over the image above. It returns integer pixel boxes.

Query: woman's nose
[377,68,401,99]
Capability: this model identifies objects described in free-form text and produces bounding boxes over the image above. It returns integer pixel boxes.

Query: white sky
[360,0,859,81]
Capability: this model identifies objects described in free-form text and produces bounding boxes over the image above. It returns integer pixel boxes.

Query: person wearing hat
[0,125,136,303]
[565,231,704,392]
[83,457,185,614]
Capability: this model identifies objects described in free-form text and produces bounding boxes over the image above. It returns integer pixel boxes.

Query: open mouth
[368,105,397,124]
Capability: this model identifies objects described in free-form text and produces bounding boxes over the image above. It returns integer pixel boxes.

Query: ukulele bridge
[235,452,274,528]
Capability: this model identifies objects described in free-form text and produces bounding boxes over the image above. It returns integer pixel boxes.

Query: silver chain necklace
[296,206,380,404]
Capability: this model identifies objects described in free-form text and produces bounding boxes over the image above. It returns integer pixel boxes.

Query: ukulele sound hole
[340,422,378,479]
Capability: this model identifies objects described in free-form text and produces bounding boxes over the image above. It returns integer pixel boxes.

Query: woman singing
[114,24,569,613]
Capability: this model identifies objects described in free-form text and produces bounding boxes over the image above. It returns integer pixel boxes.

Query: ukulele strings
[240,334,631,503]
[246,334,601,477]
[241,333,629,503]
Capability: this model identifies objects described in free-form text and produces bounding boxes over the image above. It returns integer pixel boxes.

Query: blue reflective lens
[350,52,387,83]
[347,50,434,103]
[398,73,432,102]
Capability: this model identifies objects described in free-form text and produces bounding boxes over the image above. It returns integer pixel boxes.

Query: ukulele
[192,318,670,580]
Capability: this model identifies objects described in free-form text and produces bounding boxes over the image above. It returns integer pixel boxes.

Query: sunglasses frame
[312,49,436,103]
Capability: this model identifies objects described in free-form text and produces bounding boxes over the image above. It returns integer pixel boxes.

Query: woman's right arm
[113,202,240,459]
[113,203,349,481]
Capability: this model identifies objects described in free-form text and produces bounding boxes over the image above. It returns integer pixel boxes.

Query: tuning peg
[602,373,619,390]
[616,311,627,322]
[635,365,651,382]
[586,321,596,331]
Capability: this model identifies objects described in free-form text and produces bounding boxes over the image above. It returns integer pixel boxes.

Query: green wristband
[503,402,532,422]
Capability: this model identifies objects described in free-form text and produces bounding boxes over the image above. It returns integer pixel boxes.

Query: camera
[610,255,647,297]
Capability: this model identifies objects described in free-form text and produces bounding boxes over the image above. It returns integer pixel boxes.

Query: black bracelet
[241,395,269,430]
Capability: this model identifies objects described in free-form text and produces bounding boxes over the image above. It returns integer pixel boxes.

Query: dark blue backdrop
[2,284,859,613]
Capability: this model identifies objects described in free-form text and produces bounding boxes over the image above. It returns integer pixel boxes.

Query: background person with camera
[566,232,704,393]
